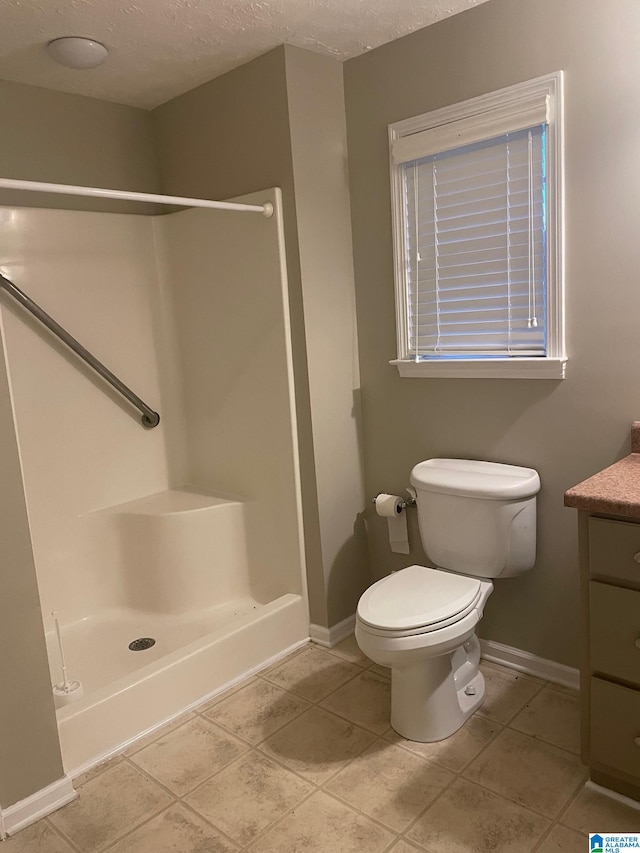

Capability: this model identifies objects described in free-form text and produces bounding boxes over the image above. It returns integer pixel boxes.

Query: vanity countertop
[564,421,640,519]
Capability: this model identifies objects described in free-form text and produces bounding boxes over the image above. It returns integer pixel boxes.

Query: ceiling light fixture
[47,37,108,70]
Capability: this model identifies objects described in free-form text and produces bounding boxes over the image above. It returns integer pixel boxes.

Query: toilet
[356,458,540,743]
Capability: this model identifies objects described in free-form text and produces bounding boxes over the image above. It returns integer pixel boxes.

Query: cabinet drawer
[591,677,640,779]
[590,582,640,685]
[589,516,640,584]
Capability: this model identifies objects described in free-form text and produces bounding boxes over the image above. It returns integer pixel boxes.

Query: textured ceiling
[0,0,490,110]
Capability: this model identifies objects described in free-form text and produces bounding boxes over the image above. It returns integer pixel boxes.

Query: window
[389,73,565,379]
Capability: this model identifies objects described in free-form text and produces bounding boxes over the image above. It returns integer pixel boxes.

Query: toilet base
[390,640,485,742]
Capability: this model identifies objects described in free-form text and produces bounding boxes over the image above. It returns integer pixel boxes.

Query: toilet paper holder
[371,493,416,510]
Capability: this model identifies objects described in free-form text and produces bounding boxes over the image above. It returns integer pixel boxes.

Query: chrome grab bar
[0,273,160,428]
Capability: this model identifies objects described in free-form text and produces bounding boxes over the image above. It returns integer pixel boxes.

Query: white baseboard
[585,780,640,811]
[1,775,76,838]
[480,638,580,690]
[312,616,579,690]
[310,614,356,648]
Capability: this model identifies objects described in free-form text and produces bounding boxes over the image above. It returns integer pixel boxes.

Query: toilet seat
[357,565,483,638]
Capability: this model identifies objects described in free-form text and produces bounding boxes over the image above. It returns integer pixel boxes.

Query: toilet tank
[409,459,540,578]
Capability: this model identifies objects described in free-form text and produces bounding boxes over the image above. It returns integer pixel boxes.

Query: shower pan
[0,185,308,774]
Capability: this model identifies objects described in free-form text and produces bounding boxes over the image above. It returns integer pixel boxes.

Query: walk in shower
[0,185,308,773]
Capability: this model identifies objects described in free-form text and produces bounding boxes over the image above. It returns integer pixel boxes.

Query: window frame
[388,72,565,380]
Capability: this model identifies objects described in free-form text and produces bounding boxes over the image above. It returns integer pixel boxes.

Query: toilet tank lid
[410,459,540,500]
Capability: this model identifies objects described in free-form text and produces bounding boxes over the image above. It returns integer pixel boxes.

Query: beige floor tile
[185,751,314,846]
[5,820,76,852]
[199,676,261,712]
[510,685,580,754]
[258,645,309,678]
[258,706,375,784]
[124,712,196,756]
[261,645,362,702]
[464,729,587,818]
[408,777,550,853]
[326,739,453,831]
[370,663,391,679]
[386,714,501,772]
[561,785,640,833]
[325,634,370,666]
[74,756,123,788]
[130,716,248,796]
[388,841,425,853]
[320,669,391,734]
[49,761,172,853]
[540,825,586,852]
[477,663,543,723]
[246,790,395,852]
[106,804,239,852]
[202,677,310,744]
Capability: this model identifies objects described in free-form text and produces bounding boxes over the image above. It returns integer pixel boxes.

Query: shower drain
[128,637,156,651]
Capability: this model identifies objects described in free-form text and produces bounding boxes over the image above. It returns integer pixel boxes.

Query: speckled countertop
[564,422,640,519]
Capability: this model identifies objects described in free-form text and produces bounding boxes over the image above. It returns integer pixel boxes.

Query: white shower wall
[0,207,178,630]
[0,189,305,643]
[154,203,303,603]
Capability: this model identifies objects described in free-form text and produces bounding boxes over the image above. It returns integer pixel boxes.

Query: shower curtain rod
[0,177,274,218]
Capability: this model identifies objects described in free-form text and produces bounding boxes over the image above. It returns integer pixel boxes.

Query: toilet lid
[357,565,482,632]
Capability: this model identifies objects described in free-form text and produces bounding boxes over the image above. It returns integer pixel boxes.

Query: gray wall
[344,0,640,666]
[0,80,159,212]
[0,349,64,807]
[284,47,368,624]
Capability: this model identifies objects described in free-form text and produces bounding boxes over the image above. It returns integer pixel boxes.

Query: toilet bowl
[356,458,540,743]
[356,564,493,741]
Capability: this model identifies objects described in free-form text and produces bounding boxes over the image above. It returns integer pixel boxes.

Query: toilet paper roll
[374,493,403,518]
[375,493,410,554]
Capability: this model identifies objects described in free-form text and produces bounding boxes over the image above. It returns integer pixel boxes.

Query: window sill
[391,357,567,379]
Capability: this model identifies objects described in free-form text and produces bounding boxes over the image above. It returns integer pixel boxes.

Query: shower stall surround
[0,189,308,773]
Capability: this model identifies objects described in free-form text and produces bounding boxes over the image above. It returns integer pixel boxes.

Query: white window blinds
[402,125,547,359]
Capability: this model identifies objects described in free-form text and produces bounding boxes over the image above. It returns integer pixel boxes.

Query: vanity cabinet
[583,514,640,798]
[565,424,640,799]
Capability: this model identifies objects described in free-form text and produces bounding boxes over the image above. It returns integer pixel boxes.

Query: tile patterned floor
[6,638,640,852]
